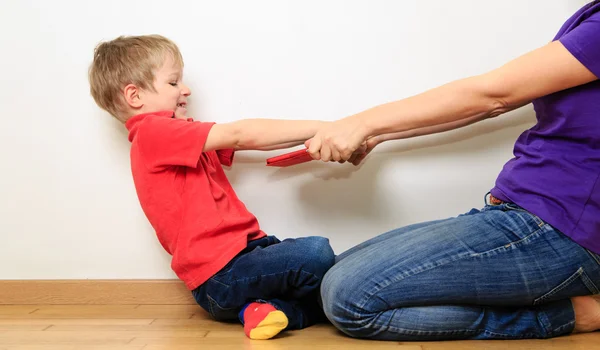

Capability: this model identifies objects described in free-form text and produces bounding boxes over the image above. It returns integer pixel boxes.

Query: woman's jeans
[321,201,600,340]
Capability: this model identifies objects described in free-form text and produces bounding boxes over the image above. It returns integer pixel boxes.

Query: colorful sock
[239,302,288,340]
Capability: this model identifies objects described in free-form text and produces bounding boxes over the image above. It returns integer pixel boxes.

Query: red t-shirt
[125,111,266,290]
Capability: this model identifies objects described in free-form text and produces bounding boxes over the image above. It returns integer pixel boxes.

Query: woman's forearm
[374,101,526,144]
[354,41,596,139]
[355,76,512,138]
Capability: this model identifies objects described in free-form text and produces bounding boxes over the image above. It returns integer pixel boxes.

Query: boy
[88,34,335,340]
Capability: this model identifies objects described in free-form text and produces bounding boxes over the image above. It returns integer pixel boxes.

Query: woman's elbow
[467,74,523,119]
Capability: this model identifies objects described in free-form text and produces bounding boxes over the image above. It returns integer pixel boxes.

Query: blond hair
[88,35,184,122]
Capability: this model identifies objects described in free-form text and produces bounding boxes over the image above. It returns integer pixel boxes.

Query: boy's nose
[181,83,191,96]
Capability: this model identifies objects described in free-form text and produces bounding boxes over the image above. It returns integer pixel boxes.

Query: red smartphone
[266,149,314,167]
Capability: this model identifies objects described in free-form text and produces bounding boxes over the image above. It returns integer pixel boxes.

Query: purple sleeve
[559,11,600,78]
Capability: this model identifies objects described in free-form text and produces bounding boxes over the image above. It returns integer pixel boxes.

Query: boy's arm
[253,141,307,151]
[203,119,327,152]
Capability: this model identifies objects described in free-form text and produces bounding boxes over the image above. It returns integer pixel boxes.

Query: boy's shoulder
[127,111,216,130]
[126,111,215,142]
[126,111,232,171]
[126,110,176,130]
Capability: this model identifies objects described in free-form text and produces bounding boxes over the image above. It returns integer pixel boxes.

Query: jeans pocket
[533,267,600,305]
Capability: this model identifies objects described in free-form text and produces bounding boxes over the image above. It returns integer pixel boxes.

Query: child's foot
[240,302,288,340]
[572,295,600,333]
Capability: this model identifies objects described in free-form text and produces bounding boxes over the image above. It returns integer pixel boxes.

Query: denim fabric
[321,202,600,340]
[193,235,334,330]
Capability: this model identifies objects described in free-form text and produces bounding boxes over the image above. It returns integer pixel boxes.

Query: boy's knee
[281,236,334,278]
[300,236,335,276]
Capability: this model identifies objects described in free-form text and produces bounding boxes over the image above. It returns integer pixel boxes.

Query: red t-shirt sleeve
[216,149,235,167]
[138,117,215,171]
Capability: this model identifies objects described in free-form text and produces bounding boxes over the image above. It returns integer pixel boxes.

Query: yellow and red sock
[240,302,288,340]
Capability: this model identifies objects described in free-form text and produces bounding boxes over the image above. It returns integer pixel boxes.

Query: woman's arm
[308,40,598,162]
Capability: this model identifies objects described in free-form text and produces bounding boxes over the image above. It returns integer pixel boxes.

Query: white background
[0,0,589,279]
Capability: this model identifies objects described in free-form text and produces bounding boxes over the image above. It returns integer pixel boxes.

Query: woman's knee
[320,264,379,337]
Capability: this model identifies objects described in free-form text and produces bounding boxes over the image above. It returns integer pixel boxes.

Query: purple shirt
[491,2,600,254]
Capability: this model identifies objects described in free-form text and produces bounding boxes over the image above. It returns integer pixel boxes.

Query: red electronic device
[266,149,314,167]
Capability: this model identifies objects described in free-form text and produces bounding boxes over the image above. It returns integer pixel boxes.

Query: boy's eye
[169,82,178,86]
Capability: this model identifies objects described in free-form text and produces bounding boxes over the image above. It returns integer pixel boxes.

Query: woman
[307,1,600,340]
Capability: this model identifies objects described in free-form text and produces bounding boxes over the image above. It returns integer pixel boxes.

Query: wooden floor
[0,304,597,350]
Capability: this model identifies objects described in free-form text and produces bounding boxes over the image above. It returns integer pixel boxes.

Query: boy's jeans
[192,235,335,330]
[321,202,600,340]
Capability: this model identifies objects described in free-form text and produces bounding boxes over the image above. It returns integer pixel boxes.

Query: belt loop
[484,191,492,206]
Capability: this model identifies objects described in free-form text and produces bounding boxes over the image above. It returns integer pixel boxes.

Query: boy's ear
[124,84,143,108]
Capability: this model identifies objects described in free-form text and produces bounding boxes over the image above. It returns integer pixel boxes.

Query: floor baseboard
[0,280,195,305]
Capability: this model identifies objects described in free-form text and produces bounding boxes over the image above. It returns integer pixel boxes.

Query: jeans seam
[504,204,545,228]
[354,324,534,338]
[584,248,600,267]
[580,270,600,294]
[210,269,318,310]
[209,276,230,288]
[379,328,480,337]
[552,320,576,336]
[537,308,554,337]
[533,268,587,305]
[471,224,549,258]
[227,269,318,287]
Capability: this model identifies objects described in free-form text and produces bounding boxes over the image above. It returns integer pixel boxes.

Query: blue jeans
[320,201,600,340]
[192,235,334,330]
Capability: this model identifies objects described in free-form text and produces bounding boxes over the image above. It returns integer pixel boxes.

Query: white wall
[0,0,589,279]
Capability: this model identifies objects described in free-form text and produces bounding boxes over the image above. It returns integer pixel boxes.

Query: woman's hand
[347,136,381,166]
[306,116,369,162]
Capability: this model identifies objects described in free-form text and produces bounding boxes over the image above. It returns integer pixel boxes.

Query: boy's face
[138,55,191,119]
